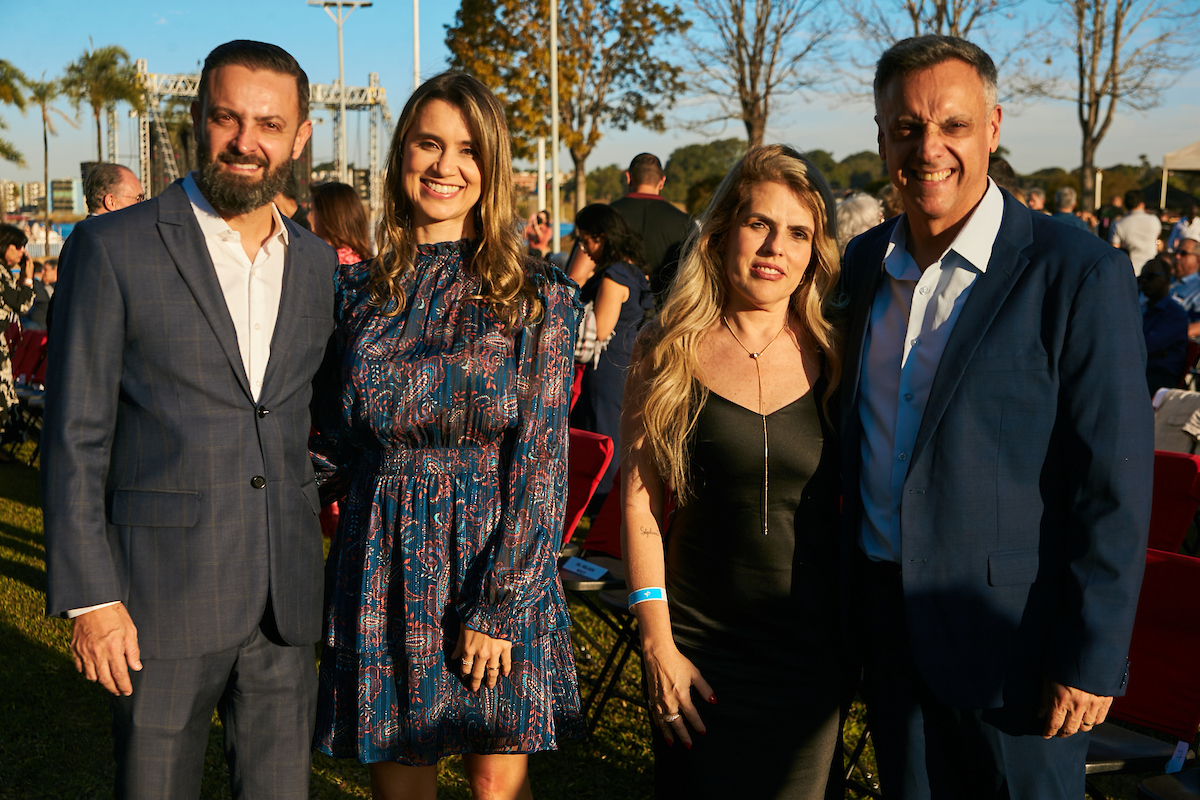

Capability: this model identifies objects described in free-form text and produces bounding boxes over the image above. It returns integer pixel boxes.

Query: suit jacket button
[257,406,270,418]
[251,476,266,489]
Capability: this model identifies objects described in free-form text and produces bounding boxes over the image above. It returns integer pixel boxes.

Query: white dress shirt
[69,174,289,618]
[858,179,1005,563]
[182,173,287,401]
[1111,208,1162,276]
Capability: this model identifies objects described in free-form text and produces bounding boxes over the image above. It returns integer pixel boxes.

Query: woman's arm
[621,341,713,747]
[592,276,630,342]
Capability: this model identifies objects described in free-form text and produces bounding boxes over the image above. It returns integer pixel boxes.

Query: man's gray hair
[84,163,132,213]
[836,192,884,259]
[1056,185,1078,210]
[1028,187,1046,203]
[874,35,999,114]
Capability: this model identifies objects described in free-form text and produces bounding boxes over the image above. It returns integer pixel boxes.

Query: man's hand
[71,603,142,696]
[1038,680,1113,738]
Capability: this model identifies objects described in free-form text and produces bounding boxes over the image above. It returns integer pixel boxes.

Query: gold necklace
[721,315,789,536]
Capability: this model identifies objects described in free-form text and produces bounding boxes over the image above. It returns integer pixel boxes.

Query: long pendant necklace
[722,315,789,535]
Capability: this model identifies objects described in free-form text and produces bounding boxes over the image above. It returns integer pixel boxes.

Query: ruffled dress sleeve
[458,262,581,640]
[310,259,372,506]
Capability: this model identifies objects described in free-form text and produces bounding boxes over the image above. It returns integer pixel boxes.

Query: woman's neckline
[698,382,813,417]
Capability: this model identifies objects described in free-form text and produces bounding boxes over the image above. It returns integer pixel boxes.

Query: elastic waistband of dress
[367,446,500,475]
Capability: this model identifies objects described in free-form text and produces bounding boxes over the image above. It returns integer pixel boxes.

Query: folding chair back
[11,329,47,383]
[1148,450,1200,553]
[1109,549,1200,741]
[580,466,623,558]
[564,429,613,545]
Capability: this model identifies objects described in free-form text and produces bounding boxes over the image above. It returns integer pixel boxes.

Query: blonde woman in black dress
[621,145,844,799]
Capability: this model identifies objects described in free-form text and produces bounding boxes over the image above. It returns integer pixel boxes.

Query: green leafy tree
[26,75,78,247]
[63,43,144,161]
[588,164,625,203]
[0,59,28,167]
[447,0,690,211]
[662,137,745,204]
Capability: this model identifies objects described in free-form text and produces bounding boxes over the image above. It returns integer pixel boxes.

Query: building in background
[51,178,85,214]
[0,181,20,215]
[21,182,45,212]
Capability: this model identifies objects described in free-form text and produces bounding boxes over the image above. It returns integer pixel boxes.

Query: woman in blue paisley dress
[311,72,583,800]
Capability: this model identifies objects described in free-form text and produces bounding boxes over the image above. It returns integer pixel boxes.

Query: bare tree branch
[1023,0,1198,211]
[684,0,836,147]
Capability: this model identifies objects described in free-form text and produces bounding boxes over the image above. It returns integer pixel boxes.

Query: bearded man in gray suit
[43,40,335,799]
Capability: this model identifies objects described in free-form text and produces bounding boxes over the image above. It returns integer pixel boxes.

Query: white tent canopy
[1161,140,1200,208]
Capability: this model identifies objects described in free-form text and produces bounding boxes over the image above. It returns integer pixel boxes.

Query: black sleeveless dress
[654,381,842,800]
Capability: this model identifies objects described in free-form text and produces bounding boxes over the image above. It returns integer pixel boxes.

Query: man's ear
[623,171,631,188]
[103,194,116,212]
[292,119,313,160]
[656,175,666,193]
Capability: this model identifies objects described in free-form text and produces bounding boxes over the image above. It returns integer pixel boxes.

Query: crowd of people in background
[1,26,1194,800]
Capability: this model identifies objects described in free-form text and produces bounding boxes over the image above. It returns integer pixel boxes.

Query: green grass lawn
[0,442,1148,799]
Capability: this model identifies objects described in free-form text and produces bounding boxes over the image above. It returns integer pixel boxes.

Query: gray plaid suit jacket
[42,181,336,660]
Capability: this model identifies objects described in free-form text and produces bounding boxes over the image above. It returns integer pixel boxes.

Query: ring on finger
[487,665,500,672]
[662,712,681,723]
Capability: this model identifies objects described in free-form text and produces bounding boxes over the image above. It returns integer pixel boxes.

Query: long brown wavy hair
[371,71,540,328]
[631,144,843,502]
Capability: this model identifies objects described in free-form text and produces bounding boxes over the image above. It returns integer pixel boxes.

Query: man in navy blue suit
[841,35,1152,798]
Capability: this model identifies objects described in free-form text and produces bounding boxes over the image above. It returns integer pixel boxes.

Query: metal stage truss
[134,59,395,219]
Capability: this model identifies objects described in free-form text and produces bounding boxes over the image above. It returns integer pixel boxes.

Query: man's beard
[196,136,293,217]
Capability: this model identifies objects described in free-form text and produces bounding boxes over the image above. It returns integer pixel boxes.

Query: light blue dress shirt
[858,179,1005,563]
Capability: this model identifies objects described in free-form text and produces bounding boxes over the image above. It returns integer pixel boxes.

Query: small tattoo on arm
[638,526,661,538]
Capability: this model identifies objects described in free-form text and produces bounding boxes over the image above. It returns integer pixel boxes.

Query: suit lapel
[842,219,897,422]
[260,219,306,395]
[156,182,254,401]
[909,193,1034,466]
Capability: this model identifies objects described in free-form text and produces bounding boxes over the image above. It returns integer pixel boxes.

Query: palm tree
[62,43,143,161]
[0,59,28,167]
[26,75,77,252]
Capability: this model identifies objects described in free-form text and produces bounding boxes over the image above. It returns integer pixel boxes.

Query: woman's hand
[451,623,512,691]
[20,254,34,283]
[642,640,715,748]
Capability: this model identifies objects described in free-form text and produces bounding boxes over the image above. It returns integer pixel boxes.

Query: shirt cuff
[66,601,120,618]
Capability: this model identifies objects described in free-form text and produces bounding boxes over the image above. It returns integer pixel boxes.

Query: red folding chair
[1085,550,1200,797]
[570,363,584,412]
[10,329,46,383]
[1148,450,1200,553]
[563,428,613,546]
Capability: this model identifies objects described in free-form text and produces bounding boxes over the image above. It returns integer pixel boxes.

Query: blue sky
[2,0,1197,188]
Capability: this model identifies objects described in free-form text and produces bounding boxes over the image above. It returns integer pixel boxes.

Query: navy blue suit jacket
[840,190,1153,709]
[42,181,336,660]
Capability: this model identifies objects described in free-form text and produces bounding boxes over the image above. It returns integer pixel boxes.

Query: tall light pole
[309,0,372,184]
[550,0,561,253]
[413,0,421,91]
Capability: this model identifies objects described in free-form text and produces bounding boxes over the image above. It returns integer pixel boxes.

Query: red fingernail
[709,694,717,704]
[684,741,692,750]
[666,738,674,747]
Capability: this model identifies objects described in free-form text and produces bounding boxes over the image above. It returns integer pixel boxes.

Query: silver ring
[662,712,681,723]
[460,658,474,666]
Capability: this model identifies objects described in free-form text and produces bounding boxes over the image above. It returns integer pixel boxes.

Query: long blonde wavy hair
[633,144,844,502]
[371,71,540,328]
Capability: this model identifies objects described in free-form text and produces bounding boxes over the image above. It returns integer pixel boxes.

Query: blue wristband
[628,587,667,608]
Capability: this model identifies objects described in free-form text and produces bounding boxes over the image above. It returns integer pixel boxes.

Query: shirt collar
[883,177,1004,280]
[182,172,289,247]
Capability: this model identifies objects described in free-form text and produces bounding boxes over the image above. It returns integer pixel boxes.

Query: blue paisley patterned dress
[311,239,584,765]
